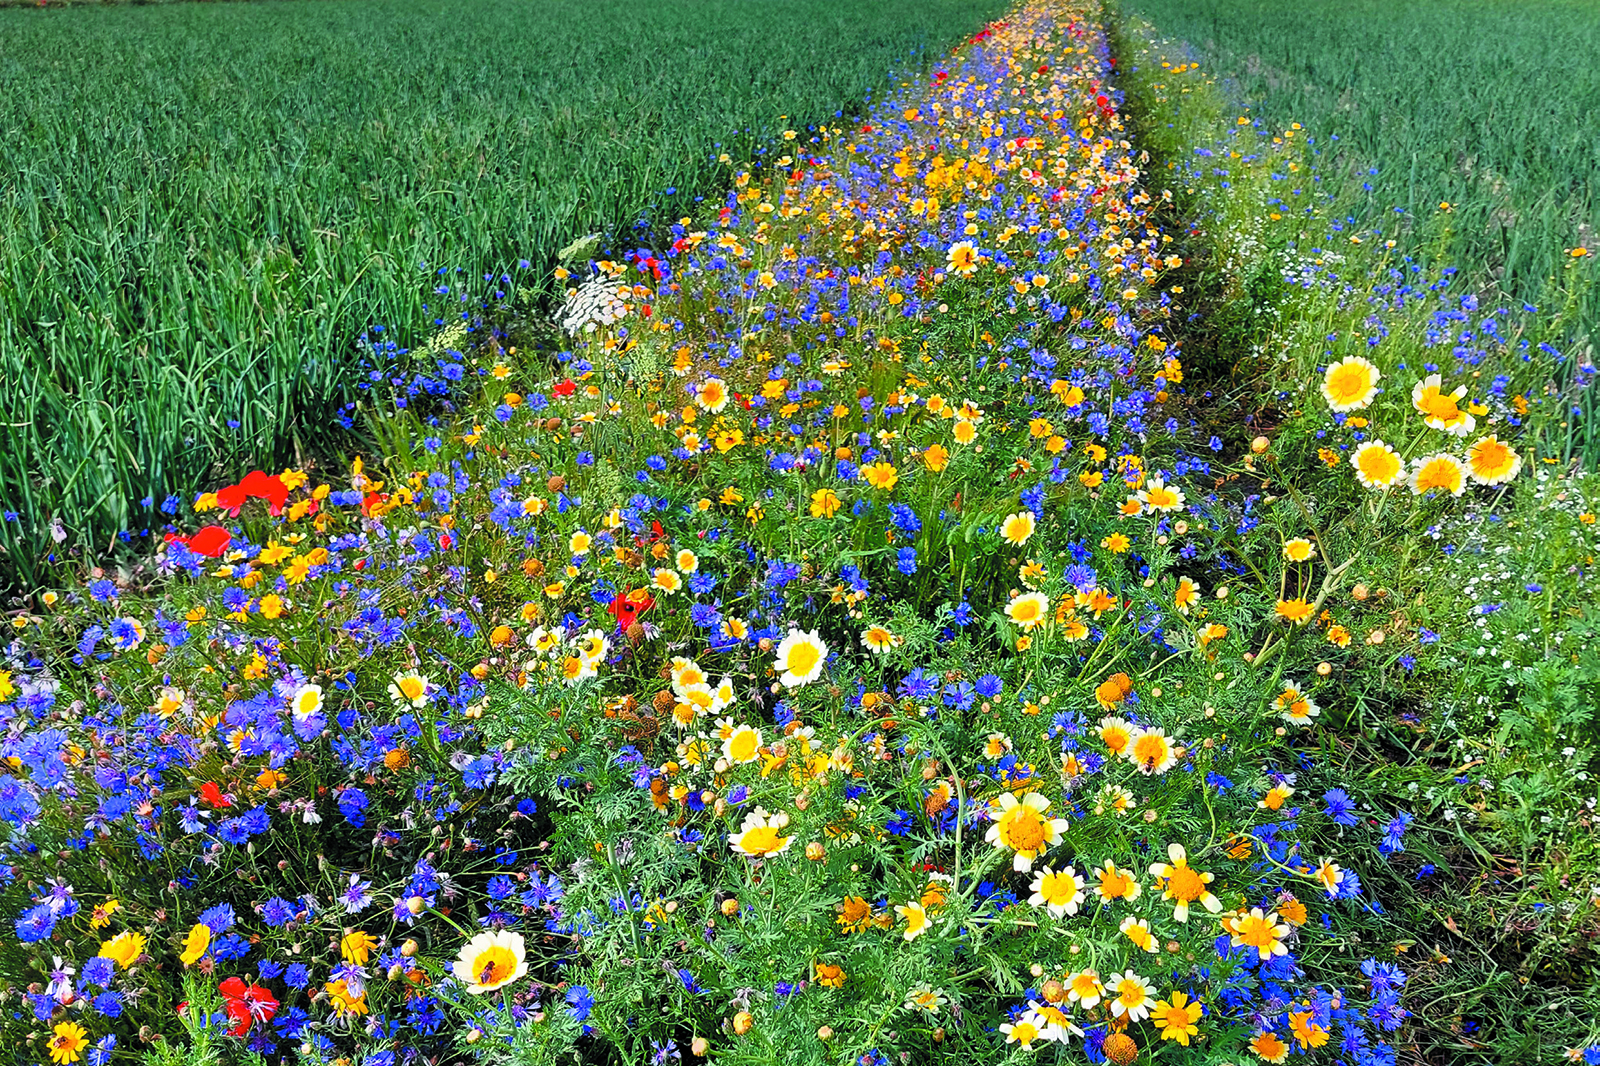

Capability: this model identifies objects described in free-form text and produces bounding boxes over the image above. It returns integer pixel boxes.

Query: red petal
[215,484,246,514]
[188,526,232,558]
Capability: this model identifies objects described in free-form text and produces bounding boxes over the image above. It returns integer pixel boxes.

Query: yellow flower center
[1132,733,1170,767]
[1038,870,1076,904]
[785,642,820,676]
[1166,864,1205,901]
[1326,363,1369,402]
[1000,806,1048,852]
[1419,391,1460,422]
[1234,914,1280,951]
[728,731,758,762]
[470,945,518,987]
[739,826,784,855]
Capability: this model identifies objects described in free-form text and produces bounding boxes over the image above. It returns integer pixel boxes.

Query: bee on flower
[575,629,611,665]
[452,930,527,993]
[1000,1008,1061,1048]
[47,1022,90,1066]
[1125,725,1178,775]
[945,240,980,275]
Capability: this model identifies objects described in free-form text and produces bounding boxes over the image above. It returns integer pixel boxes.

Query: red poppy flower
[199,781,232,809]
[553,379,577,398]
[187,525,232,557]
[361,491,389,517]
[607,589,655,630]
[215,483,247,515]
[238,470,289,515]
[163,526,232,558]
[219,977,277,1036]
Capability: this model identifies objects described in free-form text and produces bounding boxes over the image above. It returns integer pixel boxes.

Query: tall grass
[0,0,1001,588]
[1119,0,1599,317]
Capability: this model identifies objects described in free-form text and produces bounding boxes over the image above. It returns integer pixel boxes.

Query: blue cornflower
[887,503,922,535]
[566,985,595,1022]
[1322,788,1360,827]
[338,787,369,828]
[1379,811,1413,854]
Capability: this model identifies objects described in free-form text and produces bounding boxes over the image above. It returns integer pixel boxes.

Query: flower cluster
[5,2,1548,1064]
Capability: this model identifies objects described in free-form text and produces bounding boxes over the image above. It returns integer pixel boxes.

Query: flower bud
[733,1010,753,1035]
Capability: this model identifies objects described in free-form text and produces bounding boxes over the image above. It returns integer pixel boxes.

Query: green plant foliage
[0,0,1001,587]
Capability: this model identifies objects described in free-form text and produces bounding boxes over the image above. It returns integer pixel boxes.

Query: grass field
[1118,0,1600,314]
[0,0,999,587]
